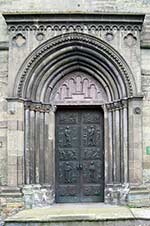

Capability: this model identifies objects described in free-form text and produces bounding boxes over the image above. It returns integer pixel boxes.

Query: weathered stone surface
[3,205,150,226]
[0,0,149,13]
[105,184,129,205]
[23,185,54,209]
[4,205,134,221]
[0,188,24,224]
[0,48,8,187]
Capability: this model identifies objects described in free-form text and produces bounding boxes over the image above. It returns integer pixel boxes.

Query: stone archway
[9,32,143,204]
[51,71,107,203]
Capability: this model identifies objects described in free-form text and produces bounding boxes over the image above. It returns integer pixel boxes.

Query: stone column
[23,102,54,207]
[113,102,121,183]
[24,101,52,185]
[24,101,30,184]
[29,108,36,184]
[7,98,24,187]
[121,99,128,183]
[35,110,40,184]
[105,99,129,204]
[48,106,56,194]
[39,110,45,184]
[44,108,52,184]
[105,103,113,184]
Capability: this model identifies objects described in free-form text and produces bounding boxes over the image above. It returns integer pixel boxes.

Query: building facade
[0,0,150,214]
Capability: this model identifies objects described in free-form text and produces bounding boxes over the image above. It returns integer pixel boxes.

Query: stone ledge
[0,42,9,50]
[4,205,135,222]
[3,12,145,23]
[3,205,150,226]
[0,187,22,198]
[141,41,150,48]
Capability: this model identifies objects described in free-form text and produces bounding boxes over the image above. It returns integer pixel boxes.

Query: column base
[22,184,55,209]
[105,183,129,205]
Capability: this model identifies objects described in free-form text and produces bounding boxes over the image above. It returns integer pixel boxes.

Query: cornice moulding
[141,41,150,49]
[0,41,9,50]
[3,13,145,25]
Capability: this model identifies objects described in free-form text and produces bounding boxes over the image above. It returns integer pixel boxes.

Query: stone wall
[0,0,150,13]
[0,49,8,187]
[141,20,150,187]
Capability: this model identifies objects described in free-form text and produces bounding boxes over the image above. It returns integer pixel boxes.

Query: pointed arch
[13,32,137,103]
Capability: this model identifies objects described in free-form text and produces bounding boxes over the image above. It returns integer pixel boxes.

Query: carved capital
[121,98,128,109]
[24,101,51,113]
[106,99,128,111]
[106,103,112,111]
[24,100,32,110]
[50,105,57,113]
[113,101,121,110]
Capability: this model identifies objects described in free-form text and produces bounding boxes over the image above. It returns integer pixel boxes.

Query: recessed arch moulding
[14,32,136,102]
[9,32,143,205]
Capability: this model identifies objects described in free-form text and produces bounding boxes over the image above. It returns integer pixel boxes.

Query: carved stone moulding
[13,32,137,101]
[12,33,26,47]
[3,13,145,32]
[24,100,51,113]
[7,23,143,33]
[124,33,137,47]
[3,14,145,102]
[106,98,128,111]
[50,71,108,105]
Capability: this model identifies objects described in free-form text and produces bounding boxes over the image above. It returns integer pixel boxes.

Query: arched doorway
[51,71,106,203]
[10,32,142,204]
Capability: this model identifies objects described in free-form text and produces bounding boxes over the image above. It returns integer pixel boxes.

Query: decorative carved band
[4,13,144,33]
[24,101,51,113]
[24,99,128,112]
[7,24,142,32]
[106,99,128,111]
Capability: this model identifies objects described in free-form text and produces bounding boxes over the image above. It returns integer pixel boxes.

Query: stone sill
[129,190,149,195]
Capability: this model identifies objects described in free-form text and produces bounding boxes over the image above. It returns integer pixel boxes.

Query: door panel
[55,110,80,202]
[55,109,104,203]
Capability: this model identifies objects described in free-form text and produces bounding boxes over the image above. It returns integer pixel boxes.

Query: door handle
[76,164,83,170]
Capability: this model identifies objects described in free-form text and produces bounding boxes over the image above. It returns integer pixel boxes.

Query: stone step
[4,204,150,226]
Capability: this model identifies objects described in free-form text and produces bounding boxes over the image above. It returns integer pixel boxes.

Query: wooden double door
[55,108,104,203]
